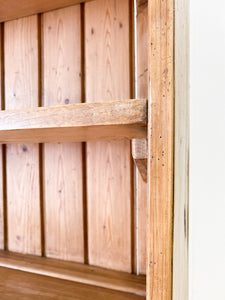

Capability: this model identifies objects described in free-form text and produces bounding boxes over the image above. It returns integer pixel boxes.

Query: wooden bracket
[132,138,148,182]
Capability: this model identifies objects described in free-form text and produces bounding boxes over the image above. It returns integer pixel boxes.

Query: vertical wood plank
[43,6,84,262]
[147,0,174,299]
[136,0,148,275]
[85,0,132,272]
[173,0,189,299]
[0,25,4,250]
[4,16,41,255]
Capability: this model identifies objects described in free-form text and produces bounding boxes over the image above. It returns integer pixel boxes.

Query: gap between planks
[0,250,146,297]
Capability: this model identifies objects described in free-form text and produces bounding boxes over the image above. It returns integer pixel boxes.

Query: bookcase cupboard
[0,0,189,299]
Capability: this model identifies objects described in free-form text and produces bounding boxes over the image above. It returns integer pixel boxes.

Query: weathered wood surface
[85,0,133,272]
[0,250,146,297]
[0,99,147,144]
[0,2,151,295]
[0,267,145,300]
[132,139,147,182]
[0,0,93,23]
[147,0,174,299]
[135,0,148,274]
[42,6,84,262]
[4,16,41,255]
[132,139,148,161]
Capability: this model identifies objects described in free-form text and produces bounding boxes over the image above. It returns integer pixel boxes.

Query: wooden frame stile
[147,0,174,299]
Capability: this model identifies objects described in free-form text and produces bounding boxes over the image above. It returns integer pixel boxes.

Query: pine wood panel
[85,0,132,272]
[0,99,147,143]
[147,0,174,299]
[4,16,41,255]
[0,0,93,23]
[43,6,84,262]
[0,267,145,300]
[0,250,146,296]
[0,25,4,250]
[136,0,148,275]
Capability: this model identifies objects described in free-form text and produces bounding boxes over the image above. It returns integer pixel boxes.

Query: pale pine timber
[147,0,174,299]
[85,0,133,272]
[173,0,189,299]
[4,16,41,255]
[0,99,147,144]
[0,0,93,23]
[42,6,84,263]
[0,267,145,300]
[0,250,146,297]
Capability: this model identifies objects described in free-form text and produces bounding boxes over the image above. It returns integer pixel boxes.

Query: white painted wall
[190,0,225,299]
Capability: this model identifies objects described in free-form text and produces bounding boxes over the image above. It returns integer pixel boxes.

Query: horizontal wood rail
[0,251,146,297]
[0,0,93,23]
[0,99,147,144]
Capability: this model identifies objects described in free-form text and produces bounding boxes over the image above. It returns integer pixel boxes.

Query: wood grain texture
[0,250,146,296]
[43,6,84,262]
[132,139,147,182]
[0,267,145,300]
[147,0,174,299]
[173,0,189,299]
[0,25,3,250]
[132,139,147,160]
[0,0,93,23]
[0,99,147,143]
[136,0,148,275]
[134,159,147,183]
[136,171,147,273]
[85,0,132,272]
[4,16,41,255]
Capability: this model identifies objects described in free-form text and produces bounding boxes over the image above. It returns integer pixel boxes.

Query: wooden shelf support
[132,139,148,182]
[0,99,147,144]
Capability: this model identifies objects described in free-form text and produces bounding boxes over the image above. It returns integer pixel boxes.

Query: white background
[190,0,225,299]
